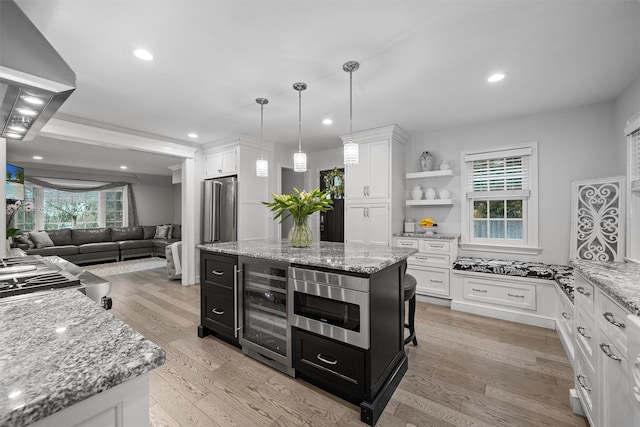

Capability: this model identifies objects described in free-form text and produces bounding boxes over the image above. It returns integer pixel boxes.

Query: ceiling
[6,0,640,176]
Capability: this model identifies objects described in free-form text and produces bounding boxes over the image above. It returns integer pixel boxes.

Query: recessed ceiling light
[22,96,44,105]
[8,125,26,133]
[488,73,505,83]
[16,107,37,116]
[5,132,22,139]
[322,118,333,125]
[120,165,128,169]
[133,48,153,61]
[32,156,43,160]
[188,133,198,138]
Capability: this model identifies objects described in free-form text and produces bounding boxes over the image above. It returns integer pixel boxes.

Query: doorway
[319,168,344,242]
[280,167,304,238]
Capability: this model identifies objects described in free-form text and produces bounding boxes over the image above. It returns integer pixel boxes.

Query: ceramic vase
[439,188,451,200]
[419,151,434,172]
[424,187,437,200]
[439,160,452,170]
[289,217,313,247]
[411,185,423,200]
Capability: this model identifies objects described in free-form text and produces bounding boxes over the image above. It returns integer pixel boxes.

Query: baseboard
[451,300,556,329]
[416,294,451,307]
[556,325,575,368]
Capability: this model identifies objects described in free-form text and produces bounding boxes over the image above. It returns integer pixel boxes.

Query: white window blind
[631,129,640,192]
[466,155,531,199]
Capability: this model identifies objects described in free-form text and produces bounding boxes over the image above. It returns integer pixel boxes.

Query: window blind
[631,129,640,192]
[466,155,531,199]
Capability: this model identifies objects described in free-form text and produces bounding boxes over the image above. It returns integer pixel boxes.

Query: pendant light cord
[298,88,302,153]
[349,69,353,142]
[260,103,264,159]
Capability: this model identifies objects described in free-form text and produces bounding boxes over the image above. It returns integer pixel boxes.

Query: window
[460,142,539,254]
[19,182,128,231]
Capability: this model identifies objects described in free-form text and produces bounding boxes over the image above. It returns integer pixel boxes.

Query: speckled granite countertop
[0,290,165,427]
[569,259,640,315]
[198,239,417,275]
[393,232,459,240]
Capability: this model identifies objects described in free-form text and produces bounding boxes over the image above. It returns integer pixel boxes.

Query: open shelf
[406,199,453,206]
[406,169,453,179]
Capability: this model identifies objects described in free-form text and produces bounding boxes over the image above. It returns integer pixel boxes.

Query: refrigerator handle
[232,179,238,238]
[213,181,222,241]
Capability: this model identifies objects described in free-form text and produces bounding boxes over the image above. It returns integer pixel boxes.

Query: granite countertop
[198,239,417,275]
[0,290,165,427]
[393,232,459,240]
[569,259,640,315]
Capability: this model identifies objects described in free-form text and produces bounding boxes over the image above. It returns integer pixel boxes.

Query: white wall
[615,73,640,171]
[173,184,182,223]
[407,101,619,265]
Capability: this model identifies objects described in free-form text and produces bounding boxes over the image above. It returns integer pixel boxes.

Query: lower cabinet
[293,328,366,403]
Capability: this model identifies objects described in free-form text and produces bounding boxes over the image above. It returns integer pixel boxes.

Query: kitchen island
[0,289,165,427]
[197,239,417,426]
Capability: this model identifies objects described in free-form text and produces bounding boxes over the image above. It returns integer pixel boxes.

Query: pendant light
[343,60,360,166]
[255,97,269,177]
[293,82,307,172]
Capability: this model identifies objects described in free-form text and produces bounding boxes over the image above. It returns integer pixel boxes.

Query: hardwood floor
[106,267,588,427]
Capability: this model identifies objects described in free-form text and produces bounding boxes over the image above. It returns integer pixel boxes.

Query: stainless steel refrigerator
[202,176,237,243]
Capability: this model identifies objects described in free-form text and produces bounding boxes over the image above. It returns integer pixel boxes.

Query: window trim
[625,112,640,263]
[460,141,540,255]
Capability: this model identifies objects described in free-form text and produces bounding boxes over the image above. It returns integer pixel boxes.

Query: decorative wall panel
[570,176,625,262]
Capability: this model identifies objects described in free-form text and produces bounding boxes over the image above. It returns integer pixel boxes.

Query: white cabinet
[345,139,390,200]
[346,203,389,246]
[394,236,458,298]
[573,270,636,427]
[204,147,237,178]
[342,125,407,246]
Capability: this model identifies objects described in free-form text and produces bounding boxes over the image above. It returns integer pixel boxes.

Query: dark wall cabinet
[198,252,239,346]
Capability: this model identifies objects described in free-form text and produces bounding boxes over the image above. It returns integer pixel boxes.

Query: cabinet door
[345,155,368,200]
[366,204,389,246]
[345,205,367,244]
[366,140,389,199]
[220,148,237,175]
[202,286,236,340]
[599,330,633,426]
[204,148,237,178]
[408,264,450,297]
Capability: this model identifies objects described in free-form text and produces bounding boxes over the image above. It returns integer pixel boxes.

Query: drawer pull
[211,308,225,315]
[576,374,592,391]
[507,293,525,299]
[576,286,591,297]
[429,245,445,249]
[577,326,591,339]
[211,270,224,276]
[471,288,487,293]
[430,279,444,284]
[599,343,622,362]
[561,312,571,320]
[400,243,414,247]
[316,353,338,365]
[603,311,625,329]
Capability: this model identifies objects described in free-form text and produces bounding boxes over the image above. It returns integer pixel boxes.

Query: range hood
[0,0,76,141]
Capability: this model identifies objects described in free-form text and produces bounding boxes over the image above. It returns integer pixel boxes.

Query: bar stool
[404,274,418,346]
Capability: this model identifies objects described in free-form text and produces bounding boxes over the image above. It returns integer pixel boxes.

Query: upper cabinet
[345,139,390,200]
[204,147,238,178]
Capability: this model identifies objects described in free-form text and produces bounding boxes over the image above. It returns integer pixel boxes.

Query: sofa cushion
[154,225,173,239]
[111,226,144,241]
[27,245,79,256]
[142,226,157,240]
[16,233,34,249]
[72,228,111,245]
[78,242,120,254]
[171,224,181,239]
[118,240,154,250]
[46,229,72,246]
[29,231,55,249]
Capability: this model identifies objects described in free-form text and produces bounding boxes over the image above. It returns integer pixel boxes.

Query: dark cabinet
[198,252,239,346]
[294,329,366,403]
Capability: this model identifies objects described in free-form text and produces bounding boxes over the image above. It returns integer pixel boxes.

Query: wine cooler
[237,256,293,375]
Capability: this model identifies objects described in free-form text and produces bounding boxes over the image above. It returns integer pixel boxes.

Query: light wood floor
[107,267,588,427]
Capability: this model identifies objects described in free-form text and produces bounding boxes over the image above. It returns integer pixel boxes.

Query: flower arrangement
[262,188,333,247]
[6,200,34,238]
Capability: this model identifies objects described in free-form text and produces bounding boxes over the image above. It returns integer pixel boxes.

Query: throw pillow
[16,233,35,249]
[29,231,55,249]
[154,225,173,240]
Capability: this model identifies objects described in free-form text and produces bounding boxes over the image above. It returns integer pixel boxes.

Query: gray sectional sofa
[18,225,181,265]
